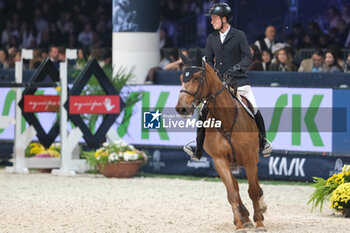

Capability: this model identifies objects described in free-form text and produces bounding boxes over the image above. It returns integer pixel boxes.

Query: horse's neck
[207,73,238,118]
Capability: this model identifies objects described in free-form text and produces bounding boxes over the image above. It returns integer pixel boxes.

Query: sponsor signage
[24,95,60,112]
[140,147,350,181]
[254,87,333,153]
[0,85,349,154]
[69,95,120,114]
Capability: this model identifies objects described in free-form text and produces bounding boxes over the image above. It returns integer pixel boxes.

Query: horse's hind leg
[245,163,266,232]
[214,158,245,232]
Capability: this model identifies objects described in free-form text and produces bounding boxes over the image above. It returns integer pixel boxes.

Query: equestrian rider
[183,2,273,161]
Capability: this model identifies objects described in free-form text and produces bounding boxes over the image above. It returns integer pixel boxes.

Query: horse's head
[175,49,212,116]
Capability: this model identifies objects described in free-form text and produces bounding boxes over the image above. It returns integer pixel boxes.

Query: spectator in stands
[75,48,89,69]
[327,44,345,68]
[299,34,313,48]
[40,28,51,49]
[336,19,348,46]
[8,49,21,68]
[269,48,297,72]
[0,48,9,69]
[291,22,306,49]
[21,22,40,49]
[158,49,171,68]
[1,21,16,47]
[254,25,276,54]
[261,49,271,71]
[164,49,189,71]
[78,24,93,47]
[33,9,49,33]
[308,21,322,47]
[67,34,78,49]
[29,49,43,69]
[98,49,112,69]
[319,34,330,48]
[159,28,174,49]
[58,46,66,62]
[248,44,263,71]
[40,49,48,60]
[325,50,343,72]
[344,53,350,73]
[49,23,63,46]
[341,5,350,24]
[328,7,341,29]
[48,45,61,69]
[298,50,326,72]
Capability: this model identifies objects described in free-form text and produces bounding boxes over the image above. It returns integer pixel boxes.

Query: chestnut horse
[175,52,267,233]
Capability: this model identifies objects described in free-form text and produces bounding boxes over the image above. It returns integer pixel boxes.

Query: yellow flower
[125,150,137,154]
[330,183,350,212]
[47,149,60,157]
[30,146,45,155]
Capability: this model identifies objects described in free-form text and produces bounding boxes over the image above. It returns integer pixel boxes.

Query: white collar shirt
[219,25,230,43]
[264,37,274,49]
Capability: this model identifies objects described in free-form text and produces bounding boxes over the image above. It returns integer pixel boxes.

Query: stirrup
[262,138,273,157]
[183,141,201,161]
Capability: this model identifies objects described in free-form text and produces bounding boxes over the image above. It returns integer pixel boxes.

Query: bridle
[179,65,225,108]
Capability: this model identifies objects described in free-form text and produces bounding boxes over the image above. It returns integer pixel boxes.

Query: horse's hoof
[236,229,247,233]
[243,222,254,229]
[255,227,267,232]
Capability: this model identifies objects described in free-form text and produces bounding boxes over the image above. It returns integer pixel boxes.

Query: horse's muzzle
[175,106,193,116]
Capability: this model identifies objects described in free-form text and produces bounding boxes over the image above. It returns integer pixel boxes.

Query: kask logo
[143,109,161,129]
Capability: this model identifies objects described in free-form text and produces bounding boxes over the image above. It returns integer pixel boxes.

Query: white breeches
[237,85,258,114]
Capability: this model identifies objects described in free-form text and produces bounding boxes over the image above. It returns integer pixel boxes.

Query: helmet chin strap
[219,17,226,31]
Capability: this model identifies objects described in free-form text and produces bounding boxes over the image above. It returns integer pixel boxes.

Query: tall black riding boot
[193,106,209,159]
[254,110,273,156]
[183,106,209,161]
[254,110,267,151]
[194,127,205,159]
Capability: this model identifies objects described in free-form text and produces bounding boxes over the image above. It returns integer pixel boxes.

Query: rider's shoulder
[234,29,249,39]
[231,27,245,35]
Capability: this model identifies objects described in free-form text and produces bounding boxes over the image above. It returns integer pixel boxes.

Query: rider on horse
[184,2,273,161]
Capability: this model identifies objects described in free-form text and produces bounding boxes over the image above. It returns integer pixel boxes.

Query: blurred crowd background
[1,0,350,74]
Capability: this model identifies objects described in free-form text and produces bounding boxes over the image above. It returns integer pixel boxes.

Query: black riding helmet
[206,3,232,22]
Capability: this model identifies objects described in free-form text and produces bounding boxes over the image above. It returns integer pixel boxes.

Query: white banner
[0,86,333,152]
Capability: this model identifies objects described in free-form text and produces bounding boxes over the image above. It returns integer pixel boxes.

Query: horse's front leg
[213,158,246,233]
[245,163,266,232]
[230,174,253,229]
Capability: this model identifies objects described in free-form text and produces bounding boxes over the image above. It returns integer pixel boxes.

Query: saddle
[226,85,255,119]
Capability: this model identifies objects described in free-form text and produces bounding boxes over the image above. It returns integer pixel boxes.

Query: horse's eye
[193,76,199,81]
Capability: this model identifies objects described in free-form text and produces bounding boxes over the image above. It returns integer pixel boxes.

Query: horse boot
[254,110,273,157]
[183,106,209,161]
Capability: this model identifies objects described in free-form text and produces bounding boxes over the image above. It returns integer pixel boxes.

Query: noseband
[180,65,225,107]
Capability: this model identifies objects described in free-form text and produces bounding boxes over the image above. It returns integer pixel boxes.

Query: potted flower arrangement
[308,164,350,217]
[83,140,147,178]
[25,142,61,172]
[330,183,350,217]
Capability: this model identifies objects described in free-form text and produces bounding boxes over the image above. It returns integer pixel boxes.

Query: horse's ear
[178,49,189,64]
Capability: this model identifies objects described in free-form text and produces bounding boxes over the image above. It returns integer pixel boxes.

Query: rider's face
[211,15,222,30]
